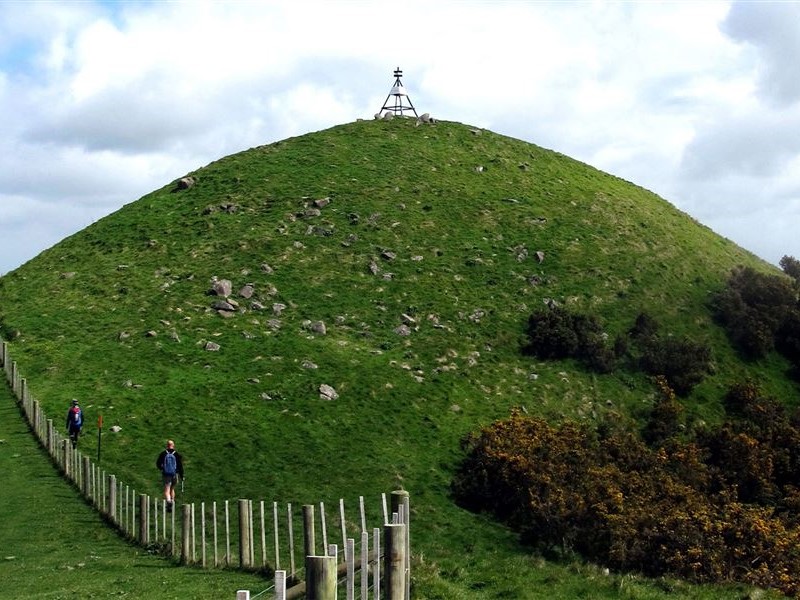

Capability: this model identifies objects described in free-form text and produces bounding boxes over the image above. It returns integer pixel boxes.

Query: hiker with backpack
[65,399,83,449]
[155,439,184,512]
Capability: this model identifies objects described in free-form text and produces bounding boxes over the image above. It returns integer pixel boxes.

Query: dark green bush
[780,255,800,284]
[523,306,616,373]
[713,266,797,359]
[639,335,712,396]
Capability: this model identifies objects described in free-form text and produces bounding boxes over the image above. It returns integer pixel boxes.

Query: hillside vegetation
[0,118,795,598]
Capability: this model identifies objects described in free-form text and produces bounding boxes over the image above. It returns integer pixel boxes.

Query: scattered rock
[313,197,331,208]
[302,360,318,369]
[382,112,394,121]
[266,319,282,330]
[261,263,274,274]
[450,404,462,413]
[145,330,158,337]
[272,303,287,316]
[61,272,76,279]
[319,384,339,401]
[395,324,411,336]
[381,250,396,261]
[251,301,266,311]
[401,314,416,325]
[205,341,221,351]
[368,261,380,275]
[210,278,232,297]
[176,176,195,190]
[118,332,130,341]
[468,309,486,323]
[239,284,255,299]
[213,300,237,312]
[474,165,484,173]
[110,425,122,433]
[309,321,327,335]
[535,251,545,263]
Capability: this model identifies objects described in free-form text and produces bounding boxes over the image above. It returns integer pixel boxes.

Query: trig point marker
[378,67,418,118]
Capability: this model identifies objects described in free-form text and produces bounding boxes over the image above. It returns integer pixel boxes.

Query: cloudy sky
[1,0,799,275]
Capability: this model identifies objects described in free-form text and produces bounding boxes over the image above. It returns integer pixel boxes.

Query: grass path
[0,384,270,600]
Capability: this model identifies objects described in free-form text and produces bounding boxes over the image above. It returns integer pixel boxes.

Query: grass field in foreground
[0,383,272,600]
[1,383,781,600]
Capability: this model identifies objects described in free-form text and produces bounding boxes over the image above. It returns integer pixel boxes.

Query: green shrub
[780,255,800,284]
[639,335,712,396]
[523,307,615,373]
[713,266,797,359]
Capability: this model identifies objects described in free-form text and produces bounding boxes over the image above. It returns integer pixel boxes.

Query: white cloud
[1,0,800,275]
[722,0,800,106]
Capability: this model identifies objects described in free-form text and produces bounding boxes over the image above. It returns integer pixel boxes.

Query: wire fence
[1,336,411,600]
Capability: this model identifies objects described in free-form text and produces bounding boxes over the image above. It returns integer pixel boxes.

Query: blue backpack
[163,451,177,476]
[72,407,83,428]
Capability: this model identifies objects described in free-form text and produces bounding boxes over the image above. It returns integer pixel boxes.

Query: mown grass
[0,118,794,598]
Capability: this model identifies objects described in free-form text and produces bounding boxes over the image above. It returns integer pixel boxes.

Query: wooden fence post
[306,555,337,600]
[391,490,410,599]
[201,501,206,567]
[275,570,287,600]
[139,494,149,544]
[61,439,70,476]
[361,530,369,600]
[259,500,266,568]
[272,501,280,571]
[288,503,295,576]
[213,500,219,567]
[303,504,316,558]
[82,456,91,497]
[108,475,117,523]
[181,504,192,564]
[225,500,231,566]
[384,523,406,600]
[239,499,252,568]
[346,537,355,600]
[373,527,381,600]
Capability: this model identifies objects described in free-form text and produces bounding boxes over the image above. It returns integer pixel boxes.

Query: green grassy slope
[0,384,273,599]
[0,119,794,597]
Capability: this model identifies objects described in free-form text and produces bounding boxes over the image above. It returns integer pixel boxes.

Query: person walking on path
[156,439,184,512]
[65,399,83,449]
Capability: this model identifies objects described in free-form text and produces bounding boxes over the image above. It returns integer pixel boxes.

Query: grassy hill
[0,118,794,598]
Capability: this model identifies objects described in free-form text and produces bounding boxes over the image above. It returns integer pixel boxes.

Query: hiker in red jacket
[155,439,184,512]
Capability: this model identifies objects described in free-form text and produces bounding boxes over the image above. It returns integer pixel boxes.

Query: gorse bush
[454,381,800,597]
